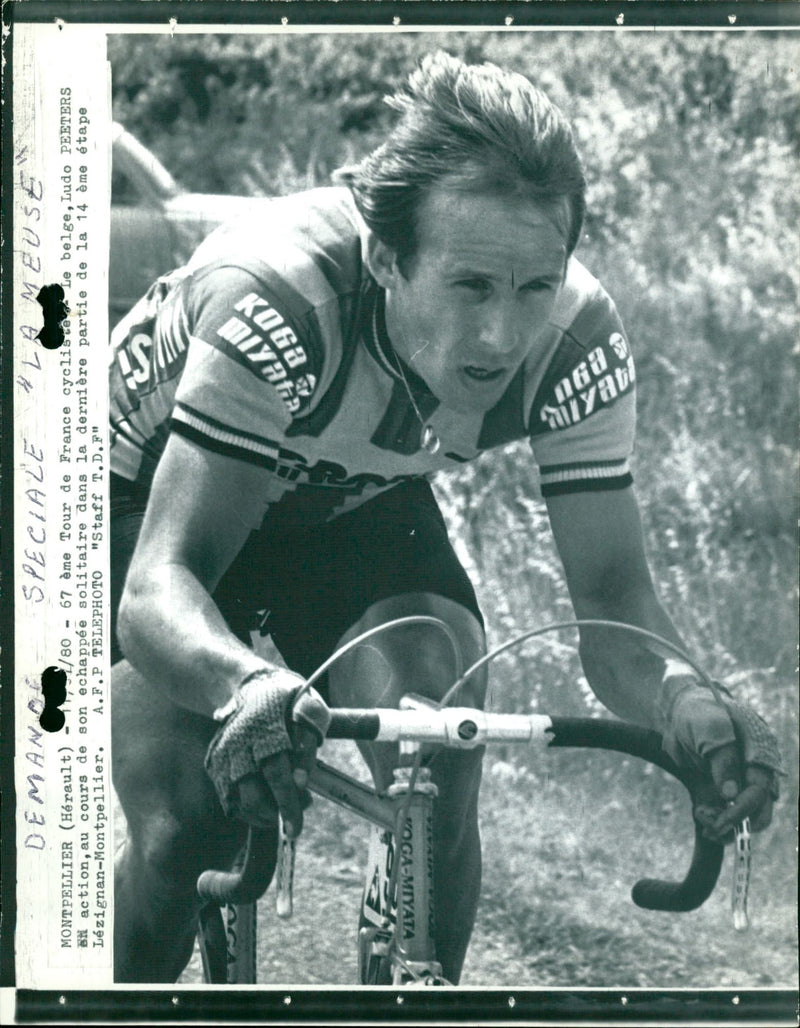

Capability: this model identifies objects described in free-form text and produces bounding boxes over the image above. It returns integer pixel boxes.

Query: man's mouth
[463,365,505,381]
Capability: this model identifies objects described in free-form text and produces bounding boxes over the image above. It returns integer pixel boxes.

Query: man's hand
[659,672,784,843]
[204,668,330,837]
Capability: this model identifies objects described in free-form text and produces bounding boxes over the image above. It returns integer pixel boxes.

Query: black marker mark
[40,665,67,732]
[36,285,69,350]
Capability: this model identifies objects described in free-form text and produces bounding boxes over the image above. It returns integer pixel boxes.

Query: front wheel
[358,926,393,985]
[224,902,257,984]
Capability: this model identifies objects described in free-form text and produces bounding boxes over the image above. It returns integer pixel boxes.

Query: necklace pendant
[421,425,440,455]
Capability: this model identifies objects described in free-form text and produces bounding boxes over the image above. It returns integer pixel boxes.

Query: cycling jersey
[109,187,636,528]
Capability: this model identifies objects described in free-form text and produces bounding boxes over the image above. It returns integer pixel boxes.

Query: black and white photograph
[5,5,799,1023]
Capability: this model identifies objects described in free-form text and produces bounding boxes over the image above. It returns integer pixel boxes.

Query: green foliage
[110,30,797,440]
[109,33,485,194]
[110,29,798,762]
[111,34,797,985]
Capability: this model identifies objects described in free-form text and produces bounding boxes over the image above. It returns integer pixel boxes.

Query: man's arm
[545,485,680,728]
[117,431,271,718]
[117,431,329,834]
[545,484,781,838]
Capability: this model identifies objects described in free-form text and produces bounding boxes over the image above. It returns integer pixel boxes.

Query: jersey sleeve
[529,295,636,498]
[170,263,323,471]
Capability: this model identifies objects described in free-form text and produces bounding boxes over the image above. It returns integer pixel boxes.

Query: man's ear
[364,231,401,290]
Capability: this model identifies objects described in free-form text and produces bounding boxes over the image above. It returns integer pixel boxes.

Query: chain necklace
[390,348,441,455]
[382,297,441,455]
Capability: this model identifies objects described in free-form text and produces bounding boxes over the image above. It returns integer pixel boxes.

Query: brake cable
[439,618,752,932]
[288,617,752,934]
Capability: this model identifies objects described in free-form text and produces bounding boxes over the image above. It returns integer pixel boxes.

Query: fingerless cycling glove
[659,673,784,798]
[205,668,306,816]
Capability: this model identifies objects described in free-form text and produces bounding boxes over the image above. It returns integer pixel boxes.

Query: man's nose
[476,304,521,356]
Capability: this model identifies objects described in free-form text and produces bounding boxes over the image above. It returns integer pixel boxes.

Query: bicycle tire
[365,956,393,985]
[358,928,393,985]
[197,834,260,985]
[197,902,227,985]
[224,901,257,984]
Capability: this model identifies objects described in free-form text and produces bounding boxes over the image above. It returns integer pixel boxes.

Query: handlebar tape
[546,718,724,911]
[196,824,278,904]
[326,710,381,739]
[196,715,723,911]
[194,715,380,906]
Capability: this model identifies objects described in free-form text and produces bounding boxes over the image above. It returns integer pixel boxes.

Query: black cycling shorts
[110,474,483,683]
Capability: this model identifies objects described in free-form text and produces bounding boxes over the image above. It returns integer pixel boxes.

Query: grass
[474,756,798,989]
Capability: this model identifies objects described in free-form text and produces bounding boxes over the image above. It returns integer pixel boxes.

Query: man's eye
[521,281,554,294]
[457,280,490,294]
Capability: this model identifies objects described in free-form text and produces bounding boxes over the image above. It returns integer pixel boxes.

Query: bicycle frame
[315,757,443,984]
[195,755,443,985]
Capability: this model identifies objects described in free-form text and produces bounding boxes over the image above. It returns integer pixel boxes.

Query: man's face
[379,186,568,413]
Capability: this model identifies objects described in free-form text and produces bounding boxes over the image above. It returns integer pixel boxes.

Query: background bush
[110,29,798,782]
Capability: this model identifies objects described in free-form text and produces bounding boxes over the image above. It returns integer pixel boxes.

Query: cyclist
[110,52,783,983]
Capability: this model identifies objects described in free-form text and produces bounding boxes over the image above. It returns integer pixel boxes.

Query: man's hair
[335,51,587,272]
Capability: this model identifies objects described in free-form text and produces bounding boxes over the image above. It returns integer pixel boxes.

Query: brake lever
[276,815,296,919]
[732,818,751,931]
